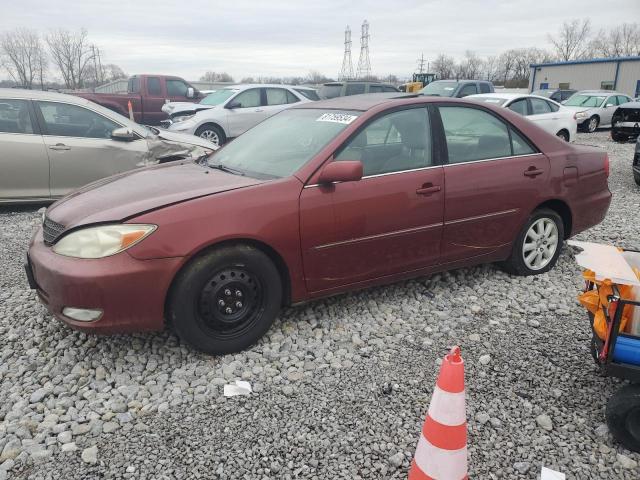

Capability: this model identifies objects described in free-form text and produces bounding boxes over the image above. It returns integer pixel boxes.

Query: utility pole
[417,53,426,74]
[339,26,354,80]
[356,20,371,79]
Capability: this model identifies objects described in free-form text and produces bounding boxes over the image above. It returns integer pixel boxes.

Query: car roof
[470,92,523,100]
[0,88,92,102]
[576,90,622,95]
[291,92,418,111]
[322,81,396,86]
[221,84,315,91]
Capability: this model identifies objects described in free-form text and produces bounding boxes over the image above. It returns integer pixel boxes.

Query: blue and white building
[529,56,640,98]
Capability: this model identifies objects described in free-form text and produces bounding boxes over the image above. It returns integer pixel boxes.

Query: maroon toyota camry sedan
[26,94,611,354]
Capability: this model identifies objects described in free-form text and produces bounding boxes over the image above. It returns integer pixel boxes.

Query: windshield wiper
[208,163,245,176]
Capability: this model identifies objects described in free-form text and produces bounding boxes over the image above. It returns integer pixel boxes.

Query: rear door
[262,88,298,118]
[142,76,167,125]
[0,98,50,201]
[300,106,444,292]
[35,100,148,197]
[457,83,478,98]
[527,97,558,135]
[601,95,618,125]
[437,104,549,263]
[224,88,266,138]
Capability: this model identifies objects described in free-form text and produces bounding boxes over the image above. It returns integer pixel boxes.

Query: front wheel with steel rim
[501,208,564,276]
[195,123,226,147]
[556,130,570,142]
[168,245,282,354]
[606,384,640,453]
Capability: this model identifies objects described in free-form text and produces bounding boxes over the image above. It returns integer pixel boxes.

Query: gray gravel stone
[1,131,639,478]
[389,452,404,468]
[618,453,638,469]
[81,446,98,464]
[536,414,553,432]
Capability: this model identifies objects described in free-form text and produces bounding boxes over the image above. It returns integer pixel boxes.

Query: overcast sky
[2,0,639,81]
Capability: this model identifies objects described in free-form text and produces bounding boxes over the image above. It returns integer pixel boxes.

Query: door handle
[416,184,441,195]
[49,143,71,151]
[254,108,264,112]
[524,168,544,177]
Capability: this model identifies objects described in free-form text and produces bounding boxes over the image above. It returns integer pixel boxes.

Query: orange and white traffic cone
[127,100,134,121]
[408,346,468,480]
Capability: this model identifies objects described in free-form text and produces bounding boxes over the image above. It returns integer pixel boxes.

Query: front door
[224,88,267,138]
[601,95,618,125]
[0,99,50,201]
[35,100,148,197]
[143,76,167,125]
[300,107,444,293]
[437,105,550,263]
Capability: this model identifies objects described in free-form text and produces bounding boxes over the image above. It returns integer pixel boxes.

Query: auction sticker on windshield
[316,113,358,124]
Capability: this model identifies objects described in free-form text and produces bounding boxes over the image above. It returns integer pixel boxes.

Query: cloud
[2,0,639,81]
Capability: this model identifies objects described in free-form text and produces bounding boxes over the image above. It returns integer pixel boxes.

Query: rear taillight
[604,154,610,178]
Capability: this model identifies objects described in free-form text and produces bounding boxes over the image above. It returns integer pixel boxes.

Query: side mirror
[226,100,241,109]
[318,160,363,184]
[186,87,195,99]
[111,127,136,141]
[605,103,614,108]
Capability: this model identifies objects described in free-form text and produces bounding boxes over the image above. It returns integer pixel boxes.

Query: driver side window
[231,89,262,108]
[335,108,431,176]
[37,101,120,139]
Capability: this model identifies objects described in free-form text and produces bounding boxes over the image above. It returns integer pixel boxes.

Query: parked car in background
[530,88,577,103]
[0,89,213,204]
[418,80,494,98]
[318,81,399,99]
[28,94,611,354]
[73,74,204,125]
[469,93,577,141]
[161,86,320,128]
[611,101,640,143]
[634,135,640,185]
[562,90,633,132]
[166,84,317,146]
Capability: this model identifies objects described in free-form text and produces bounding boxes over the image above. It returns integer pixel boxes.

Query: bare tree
[456,51,483,80]
[0,28,47,89]
[432,54,456,80]
[548,19,592,61]
[483,55,501,82]
[306,70,332,84]
[46,29,95,89]
[200,71,234,83]
[102,64,127,82]
[592,23,640,57]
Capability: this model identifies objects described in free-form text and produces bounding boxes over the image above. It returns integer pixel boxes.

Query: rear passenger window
[508,99,528,116]
[511,129,536,155]
[0,99,34,134]
[530,98,552,114]
[369,85,383,93]
[439,106,511,163]
[479,83,491,94]
[547,101,560,112]
[147,77,161,95]
[335,107,431,176]
[345,83,366,96]
[285,90,300,104]
[383,86,398,92]
[265,88,289,106]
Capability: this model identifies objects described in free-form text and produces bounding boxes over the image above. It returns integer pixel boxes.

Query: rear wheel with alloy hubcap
[168,245,282,354]
[502,208,564,276]
[586,116,599,133]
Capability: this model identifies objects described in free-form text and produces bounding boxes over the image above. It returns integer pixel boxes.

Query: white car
[166,84,319,146]
[468,93,577,141]
[561,90,633,133]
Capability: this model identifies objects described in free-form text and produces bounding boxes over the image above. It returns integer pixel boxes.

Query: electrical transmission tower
[417,53,426,74]
[356,20,371,79]
[339,26,354,80]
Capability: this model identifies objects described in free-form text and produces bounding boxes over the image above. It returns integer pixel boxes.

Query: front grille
[43,216,66,245]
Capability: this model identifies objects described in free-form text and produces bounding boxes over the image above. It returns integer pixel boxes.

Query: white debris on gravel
[0,131,639,478]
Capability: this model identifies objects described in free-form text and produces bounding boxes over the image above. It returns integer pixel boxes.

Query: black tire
[195,123,226,147]
[611,132,628,143]
[168,245,282,355]
[634,172,640,186]
[501,208,564,276]
[556,130,570,142]
[586,116,599,133]
[606,384,640,453]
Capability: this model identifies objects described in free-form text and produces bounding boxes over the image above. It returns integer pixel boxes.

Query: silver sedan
[0,89,214,204]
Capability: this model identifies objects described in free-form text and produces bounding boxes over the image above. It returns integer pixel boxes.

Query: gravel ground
[1,131,639,480]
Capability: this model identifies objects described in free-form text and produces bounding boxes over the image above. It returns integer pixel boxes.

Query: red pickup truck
[73,74,205,125]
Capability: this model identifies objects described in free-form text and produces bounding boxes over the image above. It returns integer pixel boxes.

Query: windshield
[419,81,458,97]
[470,97,508,106]
[564,94,606,108]
[200,89,238,105]
[531,90,553,98]
[207,109,360,178]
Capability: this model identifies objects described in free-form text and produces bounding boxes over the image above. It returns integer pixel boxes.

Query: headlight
[173,114,195,123]
[575,111,588,119]
[52,224,156,259]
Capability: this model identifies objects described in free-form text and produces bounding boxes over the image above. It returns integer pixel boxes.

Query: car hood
[46,161,264,229]
[162,101,217,115]
[151,129,214,150]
